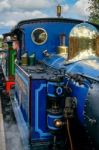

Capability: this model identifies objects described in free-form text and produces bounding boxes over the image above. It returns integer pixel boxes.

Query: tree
[88,0,99,24]
[0,37,3,48]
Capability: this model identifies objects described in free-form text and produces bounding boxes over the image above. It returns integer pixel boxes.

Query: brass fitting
[54,119,63,128]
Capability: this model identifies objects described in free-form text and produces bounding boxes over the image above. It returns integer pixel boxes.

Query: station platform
[0,97,6,150]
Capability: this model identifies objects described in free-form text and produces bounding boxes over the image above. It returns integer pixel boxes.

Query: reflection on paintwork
[82,60,99,70]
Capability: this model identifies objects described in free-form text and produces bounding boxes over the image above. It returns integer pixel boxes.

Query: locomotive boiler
[1,13,99,150]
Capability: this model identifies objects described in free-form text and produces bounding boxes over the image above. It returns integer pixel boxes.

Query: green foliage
[0,38,3,48]
[88,0,99,24]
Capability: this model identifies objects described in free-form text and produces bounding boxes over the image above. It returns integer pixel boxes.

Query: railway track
[0,96,6,150]
[0,92,23,150]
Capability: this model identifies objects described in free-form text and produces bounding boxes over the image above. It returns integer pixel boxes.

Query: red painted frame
[6,81,15,92]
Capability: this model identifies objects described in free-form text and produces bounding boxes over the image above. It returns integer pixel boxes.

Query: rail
[0,96,6,150]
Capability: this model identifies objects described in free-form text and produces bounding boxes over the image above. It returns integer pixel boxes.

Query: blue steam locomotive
[1,7,99,150]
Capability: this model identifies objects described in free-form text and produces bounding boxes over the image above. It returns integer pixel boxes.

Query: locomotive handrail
[15,62,31,78]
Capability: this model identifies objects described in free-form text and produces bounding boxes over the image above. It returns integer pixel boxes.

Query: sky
[0,0,90,35]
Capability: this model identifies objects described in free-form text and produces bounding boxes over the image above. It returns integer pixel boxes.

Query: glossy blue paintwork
[47,81,64,98]
[21,22,76,60]
[30,79,51,140]
[68,81,89,123]
[15,66,51,141]
[11,18,99,148]
[43,55,99,80]
[47,114,63,130]
[15,64,30,123]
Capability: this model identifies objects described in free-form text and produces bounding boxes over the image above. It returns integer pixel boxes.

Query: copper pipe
[66,119,74,150]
